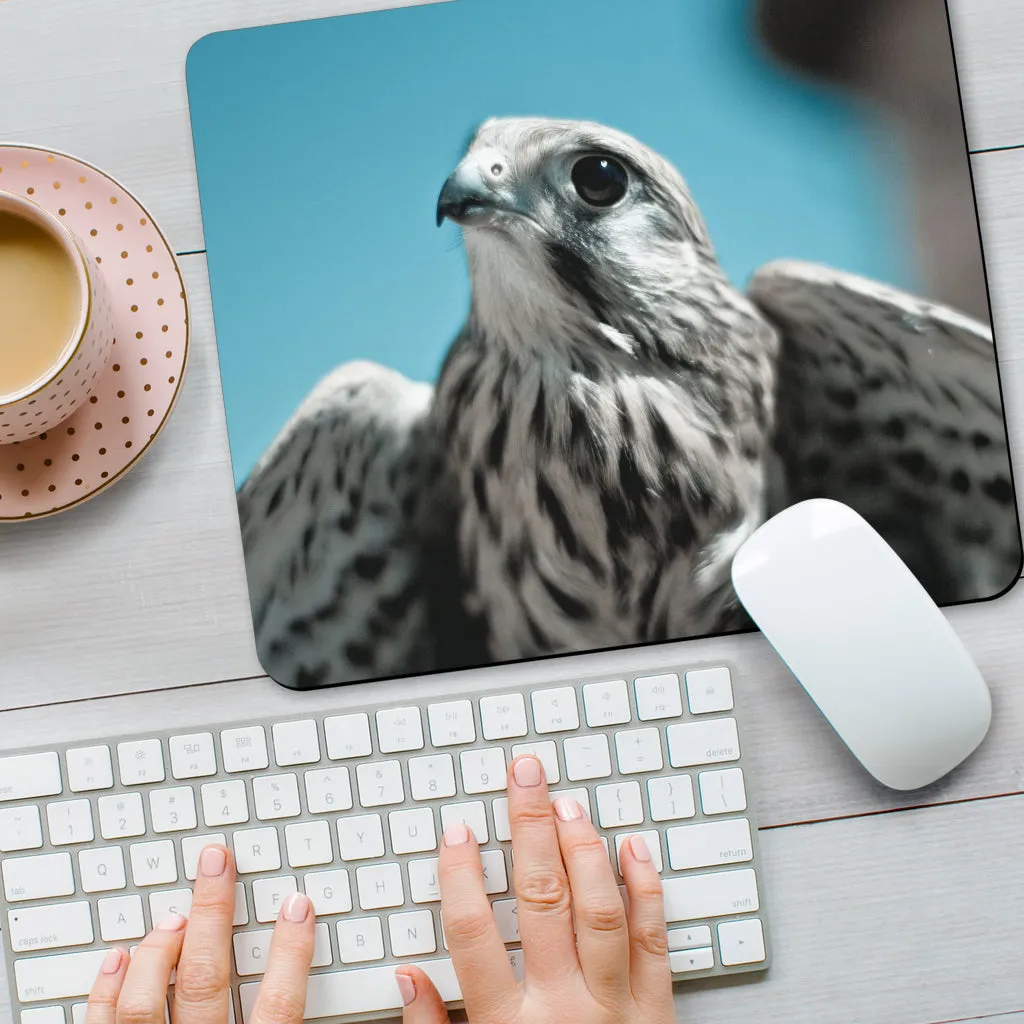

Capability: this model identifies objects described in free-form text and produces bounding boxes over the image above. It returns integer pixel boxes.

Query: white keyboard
[0,663,770,1023]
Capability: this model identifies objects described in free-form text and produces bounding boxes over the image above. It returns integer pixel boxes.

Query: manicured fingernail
[281,892,311,922]
[443,822,471,846]
[554,796,583,821]
[395,971,416,1006]
[199,846,227,877]
[629,835,652,862]
[101,948,124,974]
[513,755,542,788]
[157,913,187,932]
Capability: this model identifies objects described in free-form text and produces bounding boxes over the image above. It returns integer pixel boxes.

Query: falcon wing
[748,260,1021,604]
[237,361,445,688]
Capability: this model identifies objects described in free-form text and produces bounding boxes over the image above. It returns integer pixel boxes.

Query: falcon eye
[571,156,629,207]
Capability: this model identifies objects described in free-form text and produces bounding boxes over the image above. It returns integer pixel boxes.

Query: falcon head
[436,117,718,342]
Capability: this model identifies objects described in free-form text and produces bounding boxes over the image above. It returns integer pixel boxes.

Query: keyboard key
[376,708,424,754]
[408,857,441,903]
[201,780,249,827]
[662,868,759,922]
[698,768,747,815]
[324,714,372,760]
[408,754,456,801]
[388,909,436,956]
[43,800,93,847]
[65,746,113,793]
[0,752,62,803]
[304,767,353,813]
[234,882,249,926]
[595,782,644,829]
[388,807,437,855]
[356,760,404,807]
[220,727,269,773]
[253,876,297,923]
[479,693,528,740]
[634,673,683,721]
[531,687,579,733]
[614,728,663,774]
[0,805,43,852]
[71,1005,87,1024]
[582,680,631,727]
[356,863,404,910]
[667,818,753,871]
[79,847,126,892]
[233,827,282,874]
[97,793,145,840]
[562,735,612,781]
[549,788,592,820]
[148,888,192,925]
[98,894,145,940]
[336,916,385,963]
[668,925,713,950]
[3,852,75,902]
[480,849,509,894]
[427,700,476,747]
[685,667,734,715]
[116,740,165,786]
[614,831,663,872]
[129,840,177,887]
[647,775,696,822]
[492,898,520,942]
[303,868,352,916]
[169,733,217,779]
[459,747,507,794]
[718,918,766,965]
[149,787,197,833]
[337,814,385,861]
[670,947,715,973]
[180,833,227,880]
[510,741,559,783]
[7,901,93,953]
[667,718,740,767]
[21,1007,65,1024]
[492,798,511,841]
[234,929,273,976]
[253,774,301,820]
[285,821,333,867]
[272,720,320,767]
[14,950,107,1002]
[440,800,488,844]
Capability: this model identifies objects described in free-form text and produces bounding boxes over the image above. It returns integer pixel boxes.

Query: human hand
[85,844,314,1024]
[397,754,675,1024]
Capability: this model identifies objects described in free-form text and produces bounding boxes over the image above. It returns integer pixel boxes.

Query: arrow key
[669,946,714,973]
[718,918,766,965]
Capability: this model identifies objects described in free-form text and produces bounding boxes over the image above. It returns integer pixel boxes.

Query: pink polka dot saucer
[0,145,190,521]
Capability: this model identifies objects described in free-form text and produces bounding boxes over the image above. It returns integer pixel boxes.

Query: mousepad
[186,0,1021,690]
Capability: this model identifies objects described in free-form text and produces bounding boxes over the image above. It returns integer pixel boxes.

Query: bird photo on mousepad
[186,0,1021,690]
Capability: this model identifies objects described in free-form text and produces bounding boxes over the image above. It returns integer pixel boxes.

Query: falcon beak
[436,161,523,228]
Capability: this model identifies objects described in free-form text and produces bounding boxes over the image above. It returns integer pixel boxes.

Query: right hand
[398,754,676,1024]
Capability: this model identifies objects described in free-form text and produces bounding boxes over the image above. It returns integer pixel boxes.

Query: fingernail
[101,948,123,974]
[554,796,583,821]
[395,971,416,1006]
[199,846,227,877]
[157,912,187,932]
[629,835,652,863]
[281,892,311,923]
[513,755,542,788]
[443,822,471,846]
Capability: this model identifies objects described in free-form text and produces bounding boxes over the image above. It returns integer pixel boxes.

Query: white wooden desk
[1,1,1023,1021]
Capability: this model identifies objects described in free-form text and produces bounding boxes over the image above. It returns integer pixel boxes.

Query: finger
[552,796,629,1003]
[86,947,129,1024]
[620,835,673,1008]
[116,913,187,1024]
[396,965,452,1024]
[249,892,315,1024]
[507,755,579,987]
[437,822,518,1021]
[173,844,235,1024]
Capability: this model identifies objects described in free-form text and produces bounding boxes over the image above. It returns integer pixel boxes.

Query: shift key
[662,868,759,921]
[15,949,108,1002]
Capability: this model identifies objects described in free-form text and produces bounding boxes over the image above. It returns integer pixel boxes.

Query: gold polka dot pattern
[0,146,190,521]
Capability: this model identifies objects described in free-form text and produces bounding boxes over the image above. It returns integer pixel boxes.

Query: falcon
[238,117,1020,689]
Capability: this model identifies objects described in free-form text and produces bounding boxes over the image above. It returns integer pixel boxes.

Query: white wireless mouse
[730,498,992,791]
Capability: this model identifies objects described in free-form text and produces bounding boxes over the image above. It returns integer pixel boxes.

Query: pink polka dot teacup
[0,189,116,444]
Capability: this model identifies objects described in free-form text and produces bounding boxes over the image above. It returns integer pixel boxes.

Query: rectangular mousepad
[186,0,1021,690]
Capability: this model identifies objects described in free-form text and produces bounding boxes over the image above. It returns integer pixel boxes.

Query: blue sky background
[187,0,919,487]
